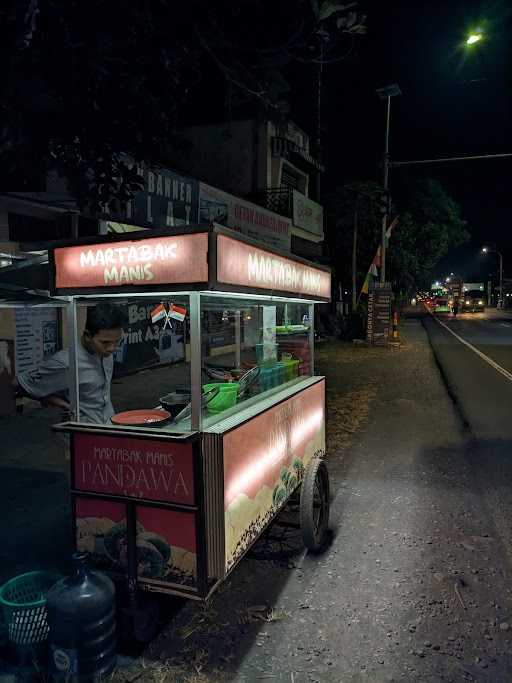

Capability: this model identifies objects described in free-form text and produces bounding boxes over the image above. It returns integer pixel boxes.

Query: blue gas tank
[47,553,117,681]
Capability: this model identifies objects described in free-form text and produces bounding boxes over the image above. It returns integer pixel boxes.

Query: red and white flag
[150,303,166,323]
[169,303,187,322]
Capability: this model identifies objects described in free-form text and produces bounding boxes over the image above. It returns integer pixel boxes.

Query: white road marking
[500,323,511,328]
[432,315,512,383]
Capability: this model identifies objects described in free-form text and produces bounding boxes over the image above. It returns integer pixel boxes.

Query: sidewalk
[112,315,512,682]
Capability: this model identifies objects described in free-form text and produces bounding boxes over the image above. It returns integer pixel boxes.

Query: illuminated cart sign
[51,231,209,294]
[50,226,330,300]
[216,234,330,300]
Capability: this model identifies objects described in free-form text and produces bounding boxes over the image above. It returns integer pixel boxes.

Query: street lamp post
[376,84,401,284]
[482,246,503,308]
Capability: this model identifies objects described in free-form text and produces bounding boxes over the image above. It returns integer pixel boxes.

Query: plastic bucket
[255,343,278,364]
[282,359,299,381]
[259,367,274,392]
[0,570,61,649]
[275,363,287,387]
[202,383,239,414]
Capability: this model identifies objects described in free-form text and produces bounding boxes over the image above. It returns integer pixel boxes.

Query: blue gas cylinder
[46,553,116,681]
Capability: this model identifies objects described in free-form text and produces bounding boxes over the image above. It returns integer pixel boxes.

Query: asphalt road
[423,306,512,587]
[423,308,512,440]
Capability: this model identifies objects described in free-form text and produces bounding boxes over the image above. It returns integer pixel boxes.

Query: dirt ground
[3,316,512,681]
[106,316,512,682]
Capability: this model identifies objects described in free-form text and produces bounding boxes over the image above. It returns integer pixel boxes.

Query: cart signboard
[367,285,392,346]
[52,232,209,292]
[73,433,195,505]
[222,379,325,570]
[217,234,331,300]
[75,497,198,586]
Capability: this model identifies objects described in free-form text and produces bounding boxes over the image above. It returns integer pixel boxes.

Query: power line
[390,152,512,168]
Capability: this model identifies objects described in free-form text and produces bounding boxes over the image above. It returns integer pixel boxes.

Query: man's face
[85,327,123,358]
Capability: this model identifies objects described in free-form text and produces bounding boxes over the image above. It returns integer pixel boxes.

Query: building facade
[174,119,324,258]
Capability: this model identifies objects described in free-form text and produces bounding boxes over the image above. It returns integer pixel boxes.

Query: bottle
[47,553,116,681]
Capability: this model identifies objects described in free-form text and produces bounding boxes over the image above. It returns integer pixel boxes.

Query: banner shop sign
[109,164,199,229]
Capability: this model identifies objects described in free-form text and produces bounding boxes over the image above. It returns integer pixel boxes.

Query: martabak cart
[51,224,331,641]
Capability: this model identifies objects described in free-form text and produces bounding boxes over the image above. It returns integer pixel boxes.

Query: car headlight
[478,300,483,305]
[465,300,470,305]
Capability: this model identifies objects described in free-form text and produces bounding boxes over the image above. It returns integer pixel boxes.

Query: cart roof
[48,224,331,301]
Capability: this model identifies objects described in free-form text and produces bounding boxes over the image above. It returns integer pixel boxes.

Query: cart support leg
[126,502,138,612]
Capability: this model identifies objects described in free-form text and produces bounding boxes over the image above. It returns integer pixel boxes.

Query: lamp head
[466,30,483,45]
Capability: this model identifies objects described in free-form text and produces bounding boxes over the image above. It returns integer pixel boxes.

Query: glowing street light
[466,33,482,45]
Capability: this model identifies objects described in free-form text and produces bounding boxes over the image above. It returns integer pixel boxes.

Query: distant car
[461,291,485,312]
[434,297,450,312]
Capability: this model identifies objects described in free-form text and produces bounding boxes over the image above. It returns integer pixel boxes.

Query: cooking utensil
[237,365,261,398]
[159,392,191,417]
[202,366,233,382]
[173,386,220,422]
[111,409,171,426]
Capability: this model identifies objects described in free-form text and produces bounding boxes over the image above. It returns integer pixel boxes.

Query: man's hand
[41,395,75,420]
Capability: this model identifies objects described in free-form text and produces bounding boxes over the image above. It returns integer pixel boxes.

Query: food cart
[50,224,331,640]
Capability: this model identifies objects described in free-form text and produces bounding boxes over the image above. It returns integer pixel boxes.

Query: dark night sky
[317,0,512,284]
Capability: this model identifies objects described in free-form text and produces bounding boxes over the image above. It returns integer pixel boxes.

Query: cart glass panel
[200,294,313,425]
[74,296,191,429]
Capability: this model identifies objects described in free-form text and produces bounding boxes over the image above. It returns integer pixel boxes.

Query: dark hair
[85,304,127,336]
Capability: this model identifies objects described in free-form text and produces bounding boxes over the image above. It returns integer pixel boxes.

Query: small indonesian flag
[150,303,166,323]
[169,303,187,322]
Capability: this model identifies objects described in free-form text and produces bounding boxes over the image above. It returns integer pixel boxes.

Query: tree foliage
[327,177,469,296]
[325,180,381,293]
[388,178,469,292]
[0,0,365,210]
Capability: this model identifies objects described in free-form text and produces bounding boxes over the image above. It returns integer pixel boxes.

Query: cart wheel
[300,457,330,552]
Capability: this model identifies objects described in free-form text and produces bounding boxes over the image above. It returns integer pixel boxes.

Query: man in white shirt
[16,304,126,424]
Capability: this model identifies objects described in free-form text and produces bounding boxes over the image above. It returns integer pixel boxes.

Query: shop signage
[53,232,208,290]
[73,433,195,505]
[367,286,392,345]
[199,182,291,252]
[109,163,199,229]
[222,380,325,569]
[217,234,331,299]
[14,308,58,373]
[292,190,324,239]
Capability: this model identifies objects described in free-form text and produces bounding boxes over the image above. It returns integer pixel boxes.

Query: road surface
[424,305,512,584]
[423,307,512,439]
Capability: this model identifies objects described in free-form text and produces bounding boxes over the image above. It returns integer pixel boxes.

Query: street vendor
[14,303,126,424]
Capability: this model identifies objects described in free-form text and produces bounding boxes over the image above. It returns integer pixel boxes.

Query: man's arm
[16,350,71,408]
[13,376,72,410]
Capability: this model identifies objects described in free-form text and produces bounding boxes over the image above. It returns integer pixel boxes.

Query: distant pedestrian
[452,297,459,318]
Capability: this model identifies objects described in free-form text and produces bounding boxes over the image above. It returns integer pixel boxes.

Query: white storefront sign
[199,183,291,252]
[292,190,324,240]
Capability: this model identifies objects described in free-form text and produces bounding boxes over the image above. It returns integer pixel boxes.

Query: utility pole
[499,251,503,309]
[381,95,390,284]
[376,84,401,284]
[352,196,359,310]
